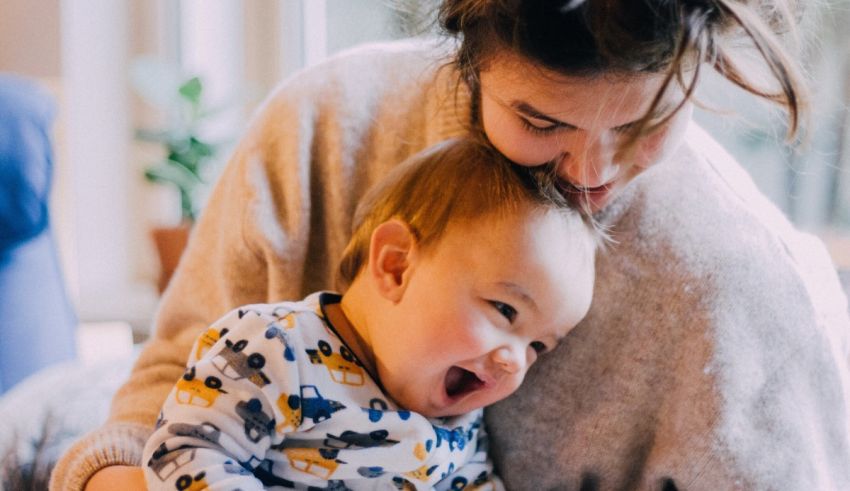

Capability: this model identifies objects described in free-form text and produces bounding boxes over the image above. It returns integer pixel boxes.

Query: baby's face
[369,208,595,418]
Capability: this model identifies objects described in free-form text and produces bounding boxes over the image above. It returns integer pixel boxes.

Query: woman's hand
[84,465,145,491]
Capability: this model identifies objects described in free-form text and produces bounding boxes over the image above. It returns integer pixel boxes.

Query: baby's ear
[368,219,417,303]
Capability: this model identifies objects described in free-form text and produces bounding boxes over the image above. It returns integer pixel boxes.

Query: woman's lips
[556,179,616,210]
[557,180,613,194]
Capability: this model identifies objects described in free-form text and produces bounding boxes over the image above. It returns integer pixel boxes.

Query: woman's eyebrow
[513,102,577,129]
[611,103,676,131]
[513,101,676,131]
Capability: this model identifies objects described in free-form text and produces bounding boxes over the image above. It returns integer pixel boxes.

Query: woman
[53,1,850,490]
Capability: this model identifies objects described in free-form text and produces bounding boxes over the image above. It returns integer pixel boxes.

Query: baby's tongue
[445,366,479,398]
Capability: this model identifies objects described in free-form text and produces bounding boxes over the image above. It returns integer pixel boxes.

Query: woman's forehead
[480,53,680,127]
[481,52,669,100]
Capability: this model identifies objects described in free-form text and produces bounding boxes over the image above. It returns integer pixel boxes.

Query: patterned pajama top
[142,292,499,491]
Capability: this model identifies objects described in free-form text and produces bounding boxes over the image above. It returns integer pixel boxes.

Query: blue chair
[0,74,76,394]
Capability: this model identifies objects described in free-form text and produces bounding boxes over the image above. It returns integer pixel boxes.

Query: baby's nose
[490,346,523,375]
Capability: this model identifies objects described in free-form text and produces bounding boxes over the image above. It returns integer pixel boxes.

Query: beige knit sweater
[51,39,850,491]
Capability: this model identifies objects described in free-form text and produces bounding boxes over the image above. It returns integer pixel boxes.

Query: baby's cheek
[502,372,528,401]
[526,345,540,366]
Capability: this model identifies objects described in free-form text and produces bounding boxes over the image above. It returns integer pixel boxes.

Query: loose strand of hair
[714,0,805,139]
[620,8,707,153]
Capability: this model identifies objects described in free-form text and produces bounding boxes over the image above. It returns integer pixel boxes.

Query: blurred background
[1,0,849,354]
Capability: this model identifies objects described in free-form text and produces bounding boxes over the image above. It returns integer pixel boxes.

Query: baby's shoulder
[233,294,324,324]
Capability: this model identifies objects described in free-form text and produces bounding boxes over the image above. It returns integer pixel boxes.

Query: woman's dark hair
[439,0,807,144]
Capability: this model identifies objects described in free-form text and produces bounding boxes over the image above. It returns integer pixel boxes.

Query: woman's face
[479,52,693,212]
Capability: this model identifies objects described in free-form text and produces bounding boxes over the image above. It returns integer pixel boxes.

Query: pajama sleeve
[142,306,303,490]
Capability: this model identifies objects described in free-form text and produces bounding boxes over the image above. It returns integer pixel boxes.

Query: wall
[0,0,62,77]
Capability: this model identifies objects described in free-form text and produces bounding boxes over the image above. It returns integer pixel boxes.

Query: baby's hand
[84,465,145,491]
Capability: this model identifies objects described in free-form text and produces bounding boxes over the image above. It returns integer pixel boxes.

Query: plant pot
[151,223,191,293]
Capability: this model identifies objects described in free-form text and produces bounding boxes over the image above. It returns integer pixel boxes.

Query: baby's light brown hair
[336,137,592,290]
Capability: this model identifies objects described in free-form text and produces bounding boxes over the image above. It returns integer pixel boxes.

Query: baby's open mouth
[445,366,485,399]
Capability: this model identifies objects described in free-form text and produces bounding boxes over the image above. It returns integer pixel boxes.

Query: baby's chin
[425,398,496,419]
[391,392,479,420]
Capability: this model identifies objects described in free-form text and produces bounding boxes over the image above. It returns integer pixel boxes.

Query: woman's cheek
[639,105,692,168]
[482,105,559,166]
[632,116,686,169]
[488,125,561,166]
[633,130,669,168]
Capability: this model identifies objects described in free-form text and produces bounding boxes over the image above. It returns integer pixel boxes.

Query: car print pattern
[174,471,208,491]
[324,429,400,449]
[265,322,297,362]
[211,337,272,388]
[144,292,500,490]
[235,398,276,443]
[174,366,227,408]
[306,340,366,386]
[276,392,303,432]
[194,327,228,360]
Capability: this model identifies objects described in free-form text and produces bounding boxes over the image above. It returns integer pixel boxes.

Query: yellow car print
[284,447,344,480]
[306,340,365,386]
[276,393,302,432]
[174,471,208,491]
[194,327,228,360]
[269,308,297,329]
[174,367,226,408]
[404,464,438,482]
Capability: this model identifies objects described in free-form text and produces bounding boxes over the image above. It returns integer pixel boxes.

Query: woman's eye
[612,123,636,134]
[519,117,559,136]
[612,116,665,135]
[529,341,548,354]
[489,301,517,323]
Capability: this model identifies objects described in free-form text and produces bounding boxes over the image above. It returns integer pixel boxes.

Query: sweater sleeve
[48,73,318,491]
[49,39,462,491]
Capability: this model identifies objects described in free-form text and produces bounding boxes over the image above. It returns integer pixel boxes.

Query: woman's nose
[557,132,621,188]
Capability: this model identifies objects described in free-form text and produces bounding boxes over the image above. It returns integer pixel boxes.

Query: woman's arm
[49,85,314,491]
[49,39,459,491]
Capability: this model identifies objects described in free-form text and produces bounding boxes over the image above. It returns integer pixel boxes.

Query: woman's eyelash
[613,117,665,134]
[519,117,560,136]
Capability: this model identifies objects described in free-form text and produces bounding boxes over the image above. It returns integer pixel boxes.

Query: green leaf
[189,137,215,158]
[134,128,172,143]
[179,189,196,222]
[178,77,203,105]
[144,161,203,193]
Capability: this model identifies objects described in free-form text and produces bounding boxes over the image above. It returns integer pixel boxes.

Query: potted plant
[133,65,222,293]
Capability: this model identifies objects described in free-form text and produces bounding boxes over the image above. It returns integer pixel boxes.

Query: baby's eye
[529,341,548,354]
[489,301,517,323]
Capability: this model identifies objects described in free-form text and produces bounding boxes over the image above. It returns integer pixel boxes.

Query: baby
[142,138,597,490]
